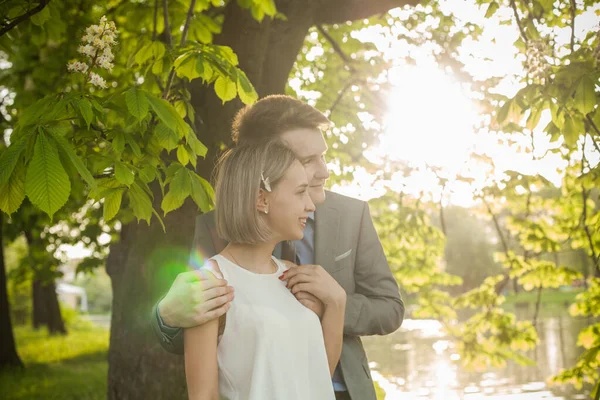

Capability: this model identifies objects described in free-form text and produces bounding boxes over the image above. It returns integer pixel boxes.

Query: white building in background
[56,258,88,312]
[57,282,88,312]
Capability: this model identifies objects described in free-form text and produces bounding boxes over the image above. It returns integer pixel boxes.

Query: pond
[363,305,592,399]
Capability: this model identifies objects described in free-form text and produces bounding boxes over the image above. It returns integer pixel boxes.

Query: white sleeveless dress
[202,254,335,400]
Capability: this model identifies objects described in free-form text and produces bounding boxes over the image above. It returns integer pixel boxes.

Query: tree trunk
[25,230,67,335]
[31,278,46,330]
[106,1,414,398]
[0,213,24,369]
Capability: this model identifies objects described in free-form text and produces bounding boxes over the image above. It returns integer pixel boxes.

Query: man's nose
[315,158,329,180]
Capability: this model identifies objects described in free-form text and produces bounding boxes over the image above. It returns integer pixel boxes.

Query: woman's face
[264,160,315,242]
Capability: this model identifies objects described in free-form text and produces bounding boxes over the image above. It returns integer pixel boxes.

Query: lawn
[0,324,109,400]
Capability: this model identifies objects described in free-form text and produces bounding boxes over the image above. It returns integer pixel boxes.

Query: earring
[264,208,269,215]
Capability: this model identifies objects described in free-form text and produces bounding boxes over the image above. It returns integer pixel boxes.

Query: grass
[0,324,110,400]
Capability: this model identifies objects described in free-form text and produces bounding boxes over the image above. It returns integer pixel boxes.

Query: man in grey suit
[152,95,404,400]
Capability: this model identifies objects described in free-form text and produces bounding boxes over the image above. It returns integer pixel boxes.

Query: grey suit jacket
[151,190,404,400]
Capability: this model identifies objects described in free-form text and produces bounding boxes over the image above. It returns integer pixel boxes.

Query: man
[152,95,404,400]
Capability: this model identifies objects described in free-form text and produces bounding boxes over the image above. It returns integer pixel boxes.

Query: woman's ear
[256,189,270,215]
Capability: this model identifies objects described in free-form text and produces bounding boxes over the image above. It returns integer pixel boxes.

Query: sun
[376,64,479,175]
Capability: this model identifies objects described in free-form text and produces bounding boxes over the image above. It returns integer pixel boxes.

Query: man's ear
[256,189,270,214]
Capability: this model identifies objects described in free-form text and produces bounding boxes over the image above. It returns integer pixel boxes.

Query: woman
[184,140,346,400]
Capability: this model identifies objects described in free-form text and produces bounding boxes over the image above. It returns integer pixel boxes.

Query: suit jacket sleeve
[151,212,219,355]
[343,202,405,336]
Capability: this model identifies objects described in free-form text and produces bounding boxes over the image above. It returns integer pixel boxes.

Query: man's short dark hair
[231,95,331,145]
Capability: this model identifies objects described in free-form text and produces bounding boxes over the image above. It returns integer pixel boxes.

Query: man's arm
[343,202,404,336]
[151,212,231,354]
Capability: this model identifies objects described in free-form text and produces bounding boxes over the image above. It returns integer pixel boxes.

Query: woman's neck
[222,242,278,274]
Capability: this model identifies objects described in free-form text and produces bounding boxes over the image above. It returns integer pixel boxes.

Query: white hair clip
[261,172,271,192]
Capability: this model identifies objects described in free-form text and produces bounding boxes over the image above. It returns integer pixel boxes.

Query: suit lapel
[314,197,339,272]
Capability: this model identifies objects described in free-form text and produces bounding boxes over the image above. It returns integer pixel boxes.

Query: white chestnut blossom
[66,16,118,89]
[525,40,550,82]
[89,72,107,89]
[67,61,89,73]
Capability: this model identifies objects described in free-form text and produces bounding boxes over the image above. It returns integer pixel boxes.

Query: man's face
[279,128,330,205]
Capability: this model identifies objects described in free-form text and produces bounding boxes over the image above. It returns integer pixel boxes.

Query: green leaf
[74,98,94,129]
[115,162,135,186]
[161,166,192,215]
[0,161,26,215]
[146,95,187,136]
[174,53,203,81]
[549,102,565,129]
[124,133,143,158]
[526,106,543,131]
[485,1,499,18]
[187,132,208,158]
[0,132,30,187]
[125,88,149,121]
[563,114,584,146]
[135,42,154,65]
[152,57,164,75]
[139,164,156,183]
[214,76,237,103]
[151,42,166,59]
[30,5,51,26]
[103,188,124,221]
[128,183,153,224]
[49,130,96,189]
[191,172,213,212]
[574,76,596,115]
[497,98,522,125]
[112,131,126,153]
[237,70,258,105]
[155,123,180,151]
[177,144,190,166]
[25,131,70,218]
[174,100,187,118]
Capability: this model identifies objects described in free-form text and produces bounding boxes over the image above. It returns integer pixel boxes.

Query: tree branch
[585,116,600,154]
[0,0,50,37]
[163,0,196,98]
[482,197,515,294]
[162,0,172,48]
[327,79,357,118]
[152,0,159,41]
[580,141,600,276]
[314,0,421,25]
[317,25,354,67]
[532,284,543,327]
[569,0,576,53]
[509,0,528,43]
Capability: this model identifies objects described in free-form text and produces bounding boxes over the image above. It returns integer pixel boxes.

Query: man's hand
[158,269,234,329]
[281,264,346,308]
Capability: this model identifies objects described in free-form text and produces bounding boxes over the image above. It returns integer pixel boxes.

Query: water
[363,306,592,399]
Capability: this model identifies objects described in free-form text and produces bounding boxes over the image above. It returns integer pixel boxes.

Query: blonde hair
[214,140,298,244]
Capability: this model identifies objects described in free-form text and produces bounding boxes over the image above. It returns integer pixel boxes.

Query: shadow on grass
[0,351,108,400]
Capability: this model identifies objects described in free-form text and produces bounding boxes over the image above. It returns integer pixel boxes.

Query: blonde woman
[184,140,346,400]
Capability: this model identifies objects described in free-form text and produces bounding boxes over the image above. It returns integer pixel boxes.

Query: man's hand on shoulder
[158,268,234,328]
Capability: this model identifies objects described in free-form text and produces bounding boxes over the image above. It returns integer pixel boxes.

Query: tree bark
[106,1,413,398]
[0,213,24,369]
[25,231,67,335]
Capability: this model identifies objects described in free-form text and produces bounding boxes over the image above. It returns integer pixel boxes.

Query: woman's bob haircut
[214,140,298,244]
